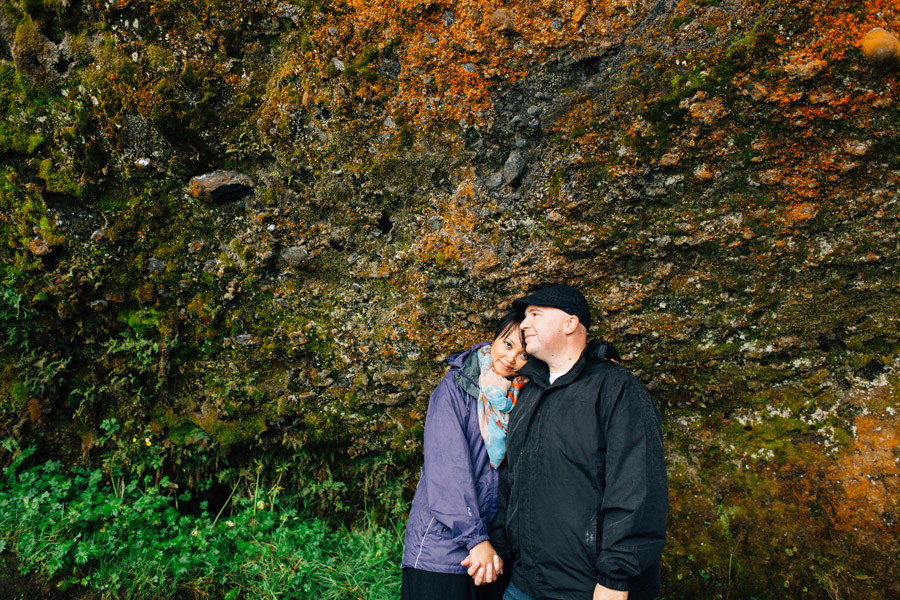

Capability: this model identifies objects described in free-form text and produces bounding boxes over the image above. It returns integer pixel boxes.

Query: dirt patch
[0,554,98,600]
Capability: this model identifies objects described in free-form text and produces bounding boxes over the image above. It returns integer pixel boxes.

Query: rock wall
[1,0,898,596]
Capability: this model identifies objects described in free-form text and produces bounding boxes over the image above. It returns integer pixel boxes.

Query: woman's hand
[460,540,503,585]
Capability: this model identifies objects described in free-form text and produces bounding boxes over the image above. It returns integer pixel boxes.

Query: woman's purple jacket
[401,342,499,574]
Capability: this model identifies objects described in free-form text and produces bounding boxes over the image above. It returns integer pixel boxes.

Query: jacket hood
[446,341,489,368]
[449,341,489,398]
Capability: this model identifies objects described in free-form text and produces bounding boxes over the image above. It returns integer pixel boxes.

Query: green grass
[0,444,402,599]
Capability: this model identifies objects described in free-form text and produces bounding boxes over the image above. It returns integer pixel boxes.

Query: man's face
[520,305,573,361]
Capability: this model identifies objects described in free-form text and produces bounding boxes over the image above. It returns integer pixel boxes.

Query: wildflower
[145,438,151,446]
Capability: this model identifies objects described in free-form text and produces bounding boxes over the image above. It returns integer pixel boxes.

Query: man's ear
[563,316,579,335]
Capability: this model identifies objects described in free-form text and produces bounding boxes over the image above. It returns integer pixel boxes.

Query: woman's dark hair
[492,310,526,349]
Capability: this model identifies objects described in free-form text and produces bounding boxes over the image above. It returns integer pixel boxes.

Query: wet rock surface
[1,0,899,597]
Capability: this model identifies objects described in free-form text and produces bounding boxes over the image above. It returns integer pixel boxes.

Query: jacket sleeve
[488,462,511,562]
[421,372,490,551]
[595,374,669,591]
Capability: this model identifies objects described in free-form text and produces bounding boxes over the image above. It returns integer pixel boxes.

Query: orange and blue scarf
[476,346,527,468]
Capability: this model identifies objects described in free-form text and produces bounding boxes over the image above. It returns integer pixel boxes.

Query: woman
[401,311,529,600]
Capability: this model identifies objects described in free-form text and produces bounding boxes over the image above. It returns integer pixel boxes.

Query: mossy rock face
[2,0,900,596]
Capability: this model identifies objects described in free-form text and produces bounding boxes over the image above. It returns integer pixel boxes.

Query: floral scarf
[476,346,527,468]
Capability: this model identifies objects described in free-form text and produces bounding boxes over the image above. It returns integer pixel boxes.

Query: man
[472,285,668,600]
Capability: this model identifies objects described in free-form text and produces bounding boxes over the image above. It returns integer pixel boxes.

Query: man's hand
[593,584,628,600]
[460,540,503,585]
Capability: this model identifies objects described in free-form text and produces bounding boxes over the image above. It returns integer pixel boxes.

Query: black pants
[401,567,510,600]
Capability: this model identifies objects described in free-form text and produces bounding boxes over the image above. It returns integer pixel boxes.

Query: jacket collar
[519,339,613,389]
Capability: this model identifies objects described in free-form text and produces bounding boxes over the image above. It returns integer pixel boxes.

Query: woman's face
[490,324,529,379]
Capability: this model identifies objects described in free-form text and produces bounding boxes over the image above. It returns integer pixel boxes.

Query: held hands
[460,540,503,586]
[593,584,628,600]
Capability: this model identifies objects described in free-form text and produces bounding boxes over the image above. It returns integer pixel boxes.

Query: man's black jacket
[489,340,668,599]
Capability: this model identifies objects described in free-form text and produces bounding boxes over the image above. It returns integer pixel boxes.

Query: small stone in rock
[784,58,827,80]
[490,8,515,33]
[747,82,768,101]
[146,258,167,274]
[843,140,871,156]
[188,170,254,203]
[282,247,308,267]
[503,152,527,186]
[693,165,714,180]
[234,334,260,346]
[28,237,49,256]
[289,331,308,345]
[660,153,680,167]
[861,27,900,69]
[486,172,504,189]
[427,216,444,231]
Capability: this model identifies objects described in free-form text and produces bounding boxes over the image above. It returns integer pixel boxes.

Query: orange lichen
[408,174,494,270]
[306,0,654,127]
[826,413,900,539]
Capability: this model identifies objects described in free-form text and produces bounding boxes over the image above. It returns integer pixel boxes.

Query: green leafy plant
[0,442,403,599]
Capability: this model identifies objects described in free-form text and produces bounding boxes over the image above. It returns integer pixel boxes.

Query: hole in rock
[377,212,393,235]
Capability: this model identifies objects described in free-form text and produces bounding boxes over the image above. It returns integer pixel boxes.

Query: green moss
[0,64,47,155]
[152,409,208,445]
[146,44,177,73]
[179,61,205,89]
[197,413,267,446]
[670,14,693,29]
[547,169,564,196]
[37,157,83,197]
[118,308,163,336]
[13,13,43,53]
[0,166,65,260]
[0,126,44,155]
[300,32,313,51]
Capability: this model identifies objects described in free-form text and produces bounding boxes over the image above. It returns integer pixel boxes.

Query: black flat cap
[512,285,591,331]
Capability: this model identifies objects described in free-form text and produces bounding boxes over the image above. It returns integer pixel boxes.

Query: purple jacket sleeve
[421,372,490,551]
